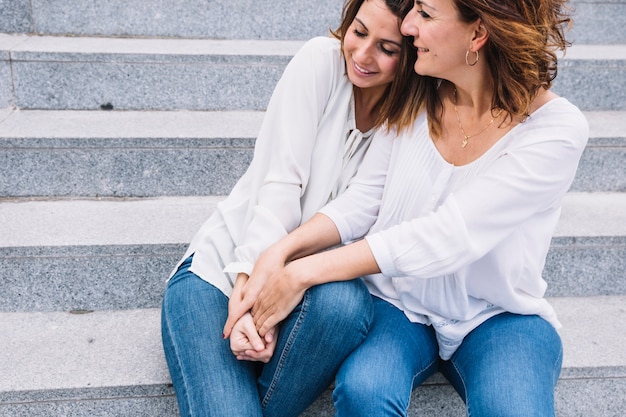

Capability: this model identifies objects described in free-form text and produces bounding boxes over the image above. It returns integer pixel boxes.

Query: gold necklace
[452,88,499,148]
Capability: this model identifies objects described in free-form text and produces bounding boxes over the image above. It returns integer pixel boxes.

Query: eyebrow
[419,1,436,11]
[355,17,403,48]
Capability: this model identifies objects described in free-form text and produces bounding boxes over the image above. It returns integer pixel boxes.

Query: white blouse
[175,37,374,296]
[320,97,589,359]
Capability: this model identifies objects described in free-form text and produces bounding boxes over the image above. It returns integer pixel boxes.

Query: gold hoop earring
[465,50,479,66]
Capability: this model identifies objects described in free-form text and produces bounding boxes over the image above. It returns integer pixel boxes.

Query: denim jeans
[161,256,373,417]
[333,297,563,417]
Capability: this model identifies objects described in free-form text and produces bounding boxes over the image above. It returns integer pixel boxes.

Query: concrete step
[0,0,342,41]
[2,0,624,45]
[568,0,626,45]
[1,296,624,416]
[0,107,263,197]
[1,34,625,111]
[0,192,624,312]
[0,108,624,198]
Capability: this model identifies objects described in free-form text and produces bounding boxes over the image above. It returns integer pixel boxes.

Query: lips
[353,60,377,75]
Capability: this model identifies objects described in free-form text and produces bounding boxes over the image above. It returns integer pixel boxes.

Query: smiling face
[401,0,476,79]
[342,0,403,95]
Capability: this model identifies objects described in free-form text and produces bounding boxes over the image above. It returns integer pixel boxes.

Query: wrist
[285,257,316,290]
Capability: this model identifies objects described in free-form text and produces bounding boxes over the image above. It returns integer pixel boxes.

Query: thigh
[333,296,439,417]
[161,256,263,417]
[260,279,373,417]
[440,312,563,417]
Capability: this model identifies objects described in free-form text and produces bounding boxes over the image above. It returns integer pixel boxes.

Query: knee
[334,366,410,416]
[162,269,227,322]
[307,279,373,329]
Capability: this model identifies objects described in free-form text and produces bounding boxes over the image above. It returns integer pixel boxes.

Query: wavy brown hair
[426,0,573,138]
[331,0,426,132]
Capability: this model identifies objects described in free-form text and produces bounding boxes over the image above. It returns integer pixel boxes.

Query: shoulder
[297,36,342,60]
[283,37,347,94]
[519,97,589,150]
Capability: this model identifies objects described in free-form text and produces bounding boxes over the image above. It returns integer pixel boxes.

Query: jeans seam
[404,355,438,416]
[450,358,471,417]
[261,289,311,409]
[552,340,563,386]
[162,292,194,417]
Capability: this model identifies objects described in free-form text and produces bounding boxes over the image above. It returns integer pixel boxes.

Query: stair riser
[11,59,288,112]
[2,377,624,417]
[568,2,626,45]
[2,0,624,45]
[0,59,11,107]
[4,54,624,112]
[552,58,626,111]
[0,137,623,198]
[1,238,623,312]
[0,138,255,197]
[2,0,342,41]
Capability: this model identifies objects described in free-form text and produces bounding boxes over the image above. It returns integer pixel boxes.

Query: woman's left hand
[230,312,279,363]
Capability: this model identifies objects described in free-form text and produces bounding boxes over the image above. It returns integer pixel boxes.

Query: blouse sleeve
[231,37,343,272]
[319,126,394,241]
[366,104,589,278]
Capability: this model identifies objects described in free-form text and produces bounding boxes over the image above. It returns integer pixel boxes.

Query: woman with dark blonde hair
[232,0,588,415]
[161,0,423,416]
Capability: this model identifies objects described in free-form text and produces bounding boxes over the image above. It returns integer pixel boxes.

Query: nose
[354,40,376,64]
[401,7,418,37]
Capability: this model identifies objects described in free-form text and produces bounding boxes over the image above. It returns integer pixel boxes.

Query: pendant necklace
[452,88,500,148]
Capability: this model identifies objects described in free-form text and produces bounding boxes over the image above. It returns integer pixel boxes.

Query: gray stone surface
[7,36,302,111]
[552,45,626,111]
[0,108,623,197]
[13,0,626,47]
[0,396,179,417]
[0,193,623,311]
[1,236,622,312]
[0,108,264,138]
[29,0,342,40]
[545,236,626,297]
[0,109,264,197]
[0,59,12,108]
[2,297,624,416]
[2,36,624,111]
[12,59,287,111]
[0,135,255,197]
[573,111,626,192]
[569,2,626,45]
[571,137,625,192]
[0,0,32,33]
[0,244,183,311]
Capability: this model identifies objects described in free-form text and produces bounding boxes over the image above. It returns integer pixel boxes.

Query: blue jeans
[161,256,373,417]
[334,297,563,417]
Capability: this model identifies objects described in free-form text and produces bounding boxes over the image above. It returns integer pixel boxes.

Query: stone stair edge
[0,107,624,140]
[1,33,625,60]
[0,107,265,139]
[0,192,625,249]
[0,295,624,395]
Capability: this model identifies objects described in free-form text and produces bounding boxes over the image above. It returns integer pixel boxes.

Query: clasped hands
[223,247,307,363]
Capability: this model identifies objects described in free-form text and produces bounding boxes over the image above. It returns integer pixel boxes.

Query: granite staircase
[0,0,625,415]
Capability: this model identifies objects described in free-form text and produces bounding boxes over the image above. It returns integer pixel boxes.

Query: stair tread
[0,108,624,140]
[1,192,624,249]
[0,108,264,139]
[0,296,623,394]
[2,33,626,60]
[0,33,304,58]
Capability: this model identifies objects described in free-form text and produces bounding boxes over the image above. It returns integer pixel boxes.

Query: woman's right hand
[223,246,288,338]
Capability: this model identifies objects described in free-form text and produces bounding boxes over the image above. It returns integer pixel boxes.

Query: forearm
[290,238,380,288]
[251,238,379,335]
[271,212,343,263]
